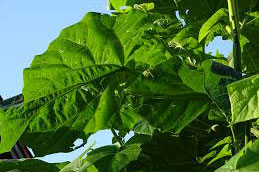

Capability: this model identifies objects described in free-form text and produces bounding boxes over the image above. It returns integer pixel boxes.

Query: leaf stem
[230,125,236,143]
[111,128,124,147]
[227,0,242,72]
[230,124,237,154]
[227,0,251,152]
[227,0,242,153]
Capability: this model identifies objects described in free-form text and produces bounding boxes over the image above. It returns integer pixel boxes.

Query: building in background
[0,95,33,159]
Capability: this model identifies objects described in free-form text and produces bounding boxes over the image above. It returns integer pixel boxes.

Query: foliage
[0,0,259,171]
[228,75,259,124]
[215,139,259,172]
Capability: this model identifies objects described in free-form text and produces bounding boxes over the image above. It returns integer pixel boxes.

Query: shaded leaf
[240,12,259,73]
[127,132,208,172]
[0,159,60,172]
[133,120,155,136]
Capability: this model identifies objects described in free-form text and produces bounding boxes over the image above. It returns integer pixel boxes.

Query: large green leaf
[124,58,211,133]
[1,7,186,156]
[215,139,259,172]
[23,10,172,103]
[228,75,259,124]
[0,10,173,156]
[125,59,236,133]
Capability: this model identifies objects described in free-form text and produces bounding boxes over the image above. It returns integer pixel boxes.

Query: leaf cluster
[0,0,259,171]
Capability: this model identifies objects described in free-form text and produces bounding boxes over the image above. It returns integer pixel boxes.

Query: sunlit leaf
[215,140,259,172]
[228,75,259,124]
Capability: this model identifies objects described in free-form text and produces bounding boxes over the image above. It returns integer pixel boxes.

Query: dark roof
[0,94,24,110]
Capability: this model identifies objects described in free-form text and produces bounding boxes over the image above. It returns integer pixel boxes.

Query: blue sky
[0,0,232,163]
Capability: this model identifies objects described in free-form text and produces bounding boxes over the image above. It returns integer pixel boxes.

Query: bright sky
[0,0,232,163]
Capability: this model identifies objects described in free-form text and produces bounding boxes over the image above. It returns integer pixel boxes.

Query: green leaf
[178,63,206,93]
[23,10,169,103]
[125,59,210,133]
[133,120,155,136]
[208,144,232,165]
[198,8,228,43]
[240,12,259,73]
[60,142,95,172]
[197,137,232,166]
[0,159,60,172]
[125,134,151,146]
[170,21,207,63]
[62,144,141,172]
[196,151,217,164]
[83,86,118,135]
[126,58,206,98]
[215,139,259,172]
[9,9,171,156]
[208,104,227,121]
[0,108,31,154]
[228,75,259,124]
[210,136,232,150]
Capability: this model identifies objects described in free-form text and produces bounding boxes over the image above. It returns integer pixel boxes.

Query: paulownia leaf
[23,10,170,103]
[125,59,237,133]
[0,159,60,172]
[228,75,259,124]
[215,139,259,172]
[125,58,210,133]
[0,9,176,156]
